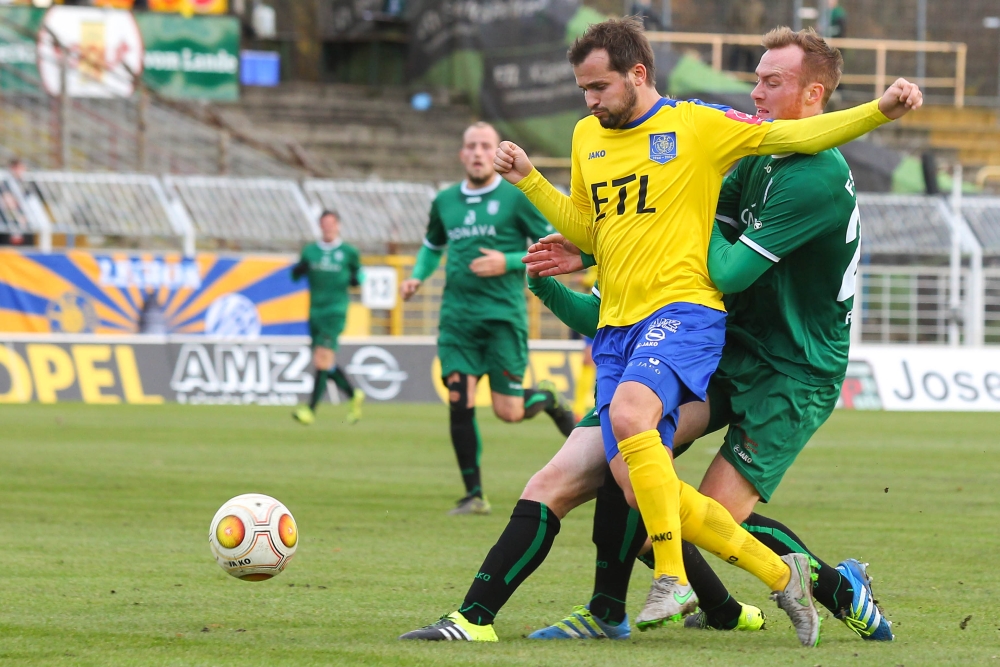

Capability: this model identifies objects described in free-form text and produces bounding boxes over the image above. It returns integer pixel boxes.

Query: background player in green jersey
[400,122,576,515]
[291,210,365,425]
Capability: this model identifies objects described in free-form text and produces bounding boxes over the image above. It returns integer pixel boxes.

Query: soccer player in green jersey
[291,210,365,425]
[400,122,576,516]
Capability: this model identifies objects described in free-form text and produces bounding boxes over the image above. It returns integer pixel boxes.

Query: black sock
[460,499,561,625]
[309,369,328,410]
[590,470,647,625]
[683,541,744,629]
[329,366,354,398]
[450,397,482,498]
[741,512,855,617]
[522,388,554,419]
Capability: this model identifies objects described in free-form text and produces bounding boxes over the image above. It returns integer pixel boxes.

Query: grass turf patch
[0,404,998,666]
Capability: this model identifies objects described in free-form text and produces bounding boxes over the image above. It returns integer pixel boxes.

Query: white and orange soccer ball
[209,493,298,581]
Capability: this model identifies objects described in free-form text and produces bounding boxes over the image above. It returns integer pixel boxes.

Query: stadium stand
[25,171,185,242]
[163,176,317,250]
[856,193,954,256]
[961,197,1000,256]
[302,180,435,251]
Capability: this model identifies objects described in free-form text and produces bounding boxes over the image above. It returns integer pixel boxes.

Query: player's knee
[608,402,649,442]
[521,465,578,518]
[493,402,523,423]
[446,374,473,418]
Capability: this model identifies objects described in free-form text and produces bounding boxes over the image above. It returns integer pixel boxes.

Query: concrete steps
[886,106,1000,167]
[230,83,476,182]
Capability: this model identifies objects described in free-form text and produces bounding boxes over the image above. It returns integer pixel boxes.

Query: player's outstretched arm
[759,78,922,155]
[527,274,600,339]
[495,142,593,253]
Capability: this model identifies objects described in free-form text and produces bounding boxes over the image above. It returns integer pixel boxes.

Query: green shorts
[576,405,600,429]
[438,319,528,397]
[707,341,840,503]
[309,315,345,351]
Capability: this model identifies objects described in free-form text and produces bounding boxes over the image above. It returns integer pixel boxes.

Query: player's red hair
[762,27,843,106]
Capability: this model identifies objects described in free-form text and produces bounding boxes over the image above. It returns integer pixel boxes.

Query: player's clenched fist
[494,141,535,185]
[878,78,923,120]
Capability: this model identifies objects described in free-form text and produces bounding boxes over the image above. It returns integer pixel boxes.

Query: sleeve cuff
[738,235,781,262]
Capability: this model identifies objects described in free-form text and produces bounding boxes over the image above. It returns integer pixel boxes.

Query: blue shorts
[592,302,726,463]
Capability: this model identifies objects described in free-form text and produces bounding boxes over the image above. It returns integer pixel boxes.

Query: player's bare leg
[401,426,612,640]
[295,346,333,424]
[521,426,606,517]
[491,386,576,437]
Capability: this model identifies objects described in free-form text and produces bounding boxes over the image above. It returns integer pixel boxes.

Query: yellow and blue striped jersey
[517,98,888,328]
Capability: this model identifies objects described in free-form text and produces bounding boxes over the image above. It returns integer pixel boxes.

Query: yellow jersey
[517,98,888,327]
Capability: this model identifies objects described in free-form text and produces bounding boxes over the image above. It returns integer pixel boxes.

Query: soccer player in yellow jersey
[495,17,921,641]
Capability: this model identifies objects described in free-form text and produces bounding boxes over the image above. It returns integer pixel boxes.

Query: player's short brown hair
[568,17,656,87]
[463,121,501,146]
[761,26,843,106]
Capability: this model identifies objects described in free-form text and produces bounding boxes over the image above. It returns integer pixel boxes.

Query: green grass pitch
[1,403,998,666]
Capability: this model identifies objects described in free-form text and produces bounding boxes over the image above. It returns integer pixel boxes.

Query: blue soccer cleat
[835,559,895,641]
[528,605,631,640]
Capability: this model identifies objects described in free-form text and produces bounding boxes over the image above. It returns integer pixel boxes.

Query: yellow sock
[573,362,596,418]
[618,430,686,583]
[678,482,790,591]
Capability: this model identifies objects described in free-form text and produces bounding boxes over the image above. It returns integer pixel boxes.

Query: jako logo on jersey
[487,200,500,215]
[588,150,606,160]
[725,108,764,125]
[648,132,677,164]
[463,210,477,225]
[649,317,681,333]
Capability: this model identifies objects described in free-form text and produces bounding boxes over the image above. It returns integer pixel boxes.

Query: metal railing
[646,31,967,107]
[857,265,962,344]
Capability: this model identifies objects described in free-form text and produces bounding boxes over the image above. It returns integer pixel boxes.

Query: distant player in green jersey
[291,210,365,425]
[400,122,576,515]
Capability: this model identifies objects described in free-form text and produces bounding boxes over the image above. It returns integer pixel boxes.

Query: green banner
[135,13,240,101]
[0,7,45,93]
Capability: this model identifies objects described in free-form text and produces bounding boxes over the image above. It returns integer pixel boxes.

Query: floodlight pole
[793,0,803,31]
[58,48,69,169]
[916,0,927,83]
[947,164,962,347]
[660,0,671,30]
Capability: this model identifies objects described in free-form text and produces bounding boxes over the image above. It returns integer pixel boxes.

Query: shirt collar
[317,238,342,251]
[461,175,502,196]
[620,97,669,130]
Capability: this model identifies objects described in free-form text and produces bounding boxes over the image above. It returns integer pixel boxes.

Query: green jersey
[296,240,362,320]
[424,178,554,327]
[714,149,860,385]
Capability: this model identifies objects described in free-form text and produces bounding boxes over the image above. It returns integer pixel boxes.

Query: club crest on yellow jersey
[649,132,677,164]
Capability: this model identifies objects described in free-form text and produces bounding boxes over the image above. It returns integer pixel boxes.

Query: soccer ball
[209,493,298,581]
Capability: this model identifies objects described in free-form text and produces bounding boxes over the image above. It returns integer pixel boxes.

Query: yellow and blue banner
[0,250,307,336]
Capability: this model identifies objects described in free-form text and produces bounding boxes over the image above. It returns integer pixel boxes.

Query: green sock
[330,366,355,398]
[310,370,328,410]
